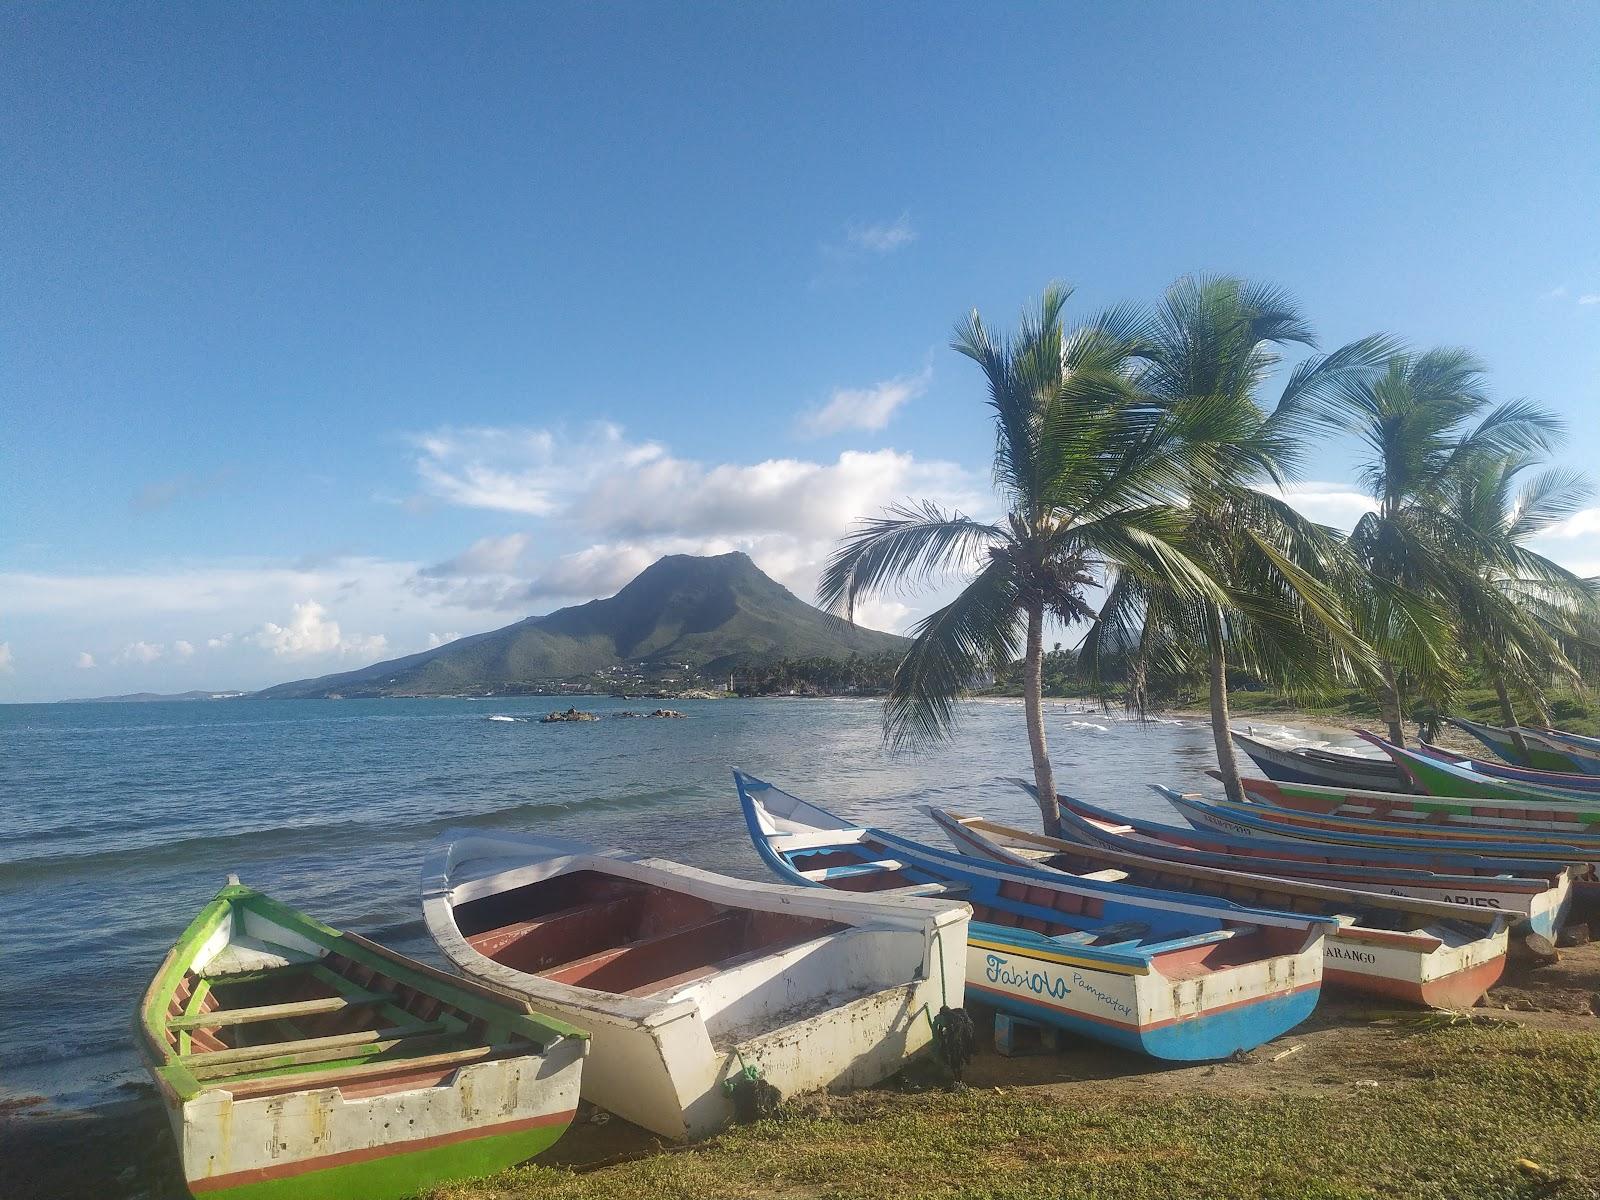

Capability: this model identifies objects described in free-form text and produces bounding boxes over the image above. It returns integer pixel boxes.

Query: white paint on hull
[422,833,970,1141]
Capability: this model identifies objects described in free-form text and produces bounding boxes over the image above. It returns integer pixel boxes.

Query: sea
[0,695,1356,1111]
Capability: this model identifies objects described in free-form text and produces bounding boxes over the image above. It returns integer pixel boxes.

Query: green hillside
[254,552,908,698]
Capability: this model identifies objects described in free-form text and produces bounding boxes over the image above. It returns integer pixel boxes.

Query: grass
[437,1025,1600,1200]
[1221,686,1600,737]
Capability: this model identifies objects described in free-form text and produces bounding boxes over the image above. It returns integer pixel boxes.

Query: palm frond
[816,502,1007,620]
[884,557,1023,749]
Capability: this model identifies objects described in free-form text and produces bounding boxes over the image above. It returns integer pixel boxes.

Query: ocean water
[0,695,1350,1109]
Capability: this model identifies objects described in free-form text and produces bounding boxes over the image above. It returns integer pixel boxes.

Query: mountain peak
[255,552,906,699]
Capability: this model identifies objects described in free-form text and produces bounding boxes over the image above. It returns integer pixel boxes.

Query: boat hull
[1227,780,1600,847]
[1233,732,1406,791]
[1166,789,1600,862]
[1240,774,1600,834]
[1048,789,1573,940]
[139,886,587,1200]
[935,810,1507,1010]
[1407,742,1600,794]
[424,832,969,1140]
[964,929,1321,1059]
[734,770,1331,1062]
[168,1051,582,1200]
[1447,717,1594,772]
[1362,733,1600,806]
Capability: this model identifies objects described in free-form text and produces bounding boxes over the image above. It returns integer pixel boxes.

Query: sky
[3,2,1599,702]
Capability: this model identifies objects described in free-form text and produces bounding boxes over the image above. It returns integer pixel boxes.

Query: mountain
[255,552,909,699]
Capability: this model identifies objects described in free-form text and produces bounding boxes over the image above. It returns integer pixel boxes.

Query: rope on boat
[724,1047,781,1123]
[925,925,976,1082]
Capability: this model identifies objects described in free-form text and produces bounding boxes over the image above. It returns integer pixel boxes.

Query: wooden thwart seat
[168,988,396,1030]
[799,858,903,880]
[183,1020,449,1072]
[213,1044,510,1101]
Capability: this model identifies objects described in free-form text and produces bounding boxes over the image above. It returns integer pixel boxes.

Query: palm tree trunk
[1491,672,1533,762]
[1023,600,1061,836]
[1379,659,1405,747]
[1206,608,1245,804]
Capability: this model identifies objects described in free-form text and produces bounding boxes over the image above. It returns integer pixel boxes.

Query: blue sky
[4,3,1599,701]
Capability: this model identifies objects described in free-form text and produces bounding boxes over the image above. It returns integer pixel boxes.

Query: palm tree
[1084,277,1392,801]
[1442,452,1598,743]
[1303,350,1572,744]
[819,285,1235,834]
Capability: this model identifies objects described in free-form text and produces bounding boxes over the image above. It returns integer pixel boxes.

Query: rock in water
[540,706,599,723]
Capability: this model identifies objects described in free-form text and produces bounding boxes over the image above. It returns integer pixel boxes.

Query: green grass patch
[437,1025,1600,1200]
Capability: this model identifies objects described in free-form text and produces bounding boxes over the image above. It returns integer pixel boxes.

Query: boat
[734,769,1330,1062]
[927,807,1509,1009]
[421,829,968,1140]
[1232,730,1408,791]
[1040,787,1572,940]
[1445,716,1600,773]
[1229,776,1600,842]
[1529,727,1600,774]
[1403,740,1600,794]
[1357,731,1600,804]
[1162,787,1600,862]
[139,881,587,1200]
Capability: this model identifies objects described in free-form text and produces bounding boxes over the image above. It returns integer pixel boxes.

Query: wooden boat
[734,769,1330,1062]
[1232,730,1408,791]
[1530,727,1600,774]
[139,881,587,1200]
[1041,787,1572,941]
[927,807,1508,1009]
[1357,731,1600,804]
[1445,716,1600,773]
[421,829,968,1140]
[1163,787,1600,862]
[1229,775,1600,841]
[1404,740,1600,794]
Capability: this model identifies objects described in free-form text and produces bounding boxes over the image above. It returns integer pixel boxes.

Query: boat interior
[453,870,845,998]
[781,837,1307,973]
[161,938,524,1099]
[973,827,1460,936]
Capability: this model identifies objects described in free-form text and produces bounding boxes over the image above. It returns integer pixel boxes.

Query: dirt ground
[6,938,1595,1200]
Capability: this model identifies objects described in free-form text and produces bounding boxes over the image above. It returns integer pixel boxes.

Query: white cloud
[0,643,12,674]
[206,634,234,650]
[1266,481,1377,531]
[846,214,917,254]
[173,639,195,658]
[419,533,531,578]
[1539,508,1600,540]
[425,631,462,649]
[250,600,387,661]
[117,641,165,665]
[75,651,96,669]
[1580,294,1600,306]
[800,367,930,436]
[852,597,915,636]
[411,424,664,516]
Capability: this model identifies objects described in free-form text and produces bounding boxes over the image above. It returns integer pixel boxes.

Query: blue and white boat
[1035,787,1572,942]
[733,769,1330,1062]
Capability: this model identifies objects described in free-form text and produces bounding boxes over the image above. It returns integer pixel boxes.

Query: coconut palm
[1442,452,1598,742]
[818,284,1228,834]
[1303,349,1573,743]
[1082,277,1394,801]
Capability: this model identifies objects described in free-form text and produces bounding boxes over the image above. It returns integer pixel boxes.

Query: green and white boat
[139,881,588,1200]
